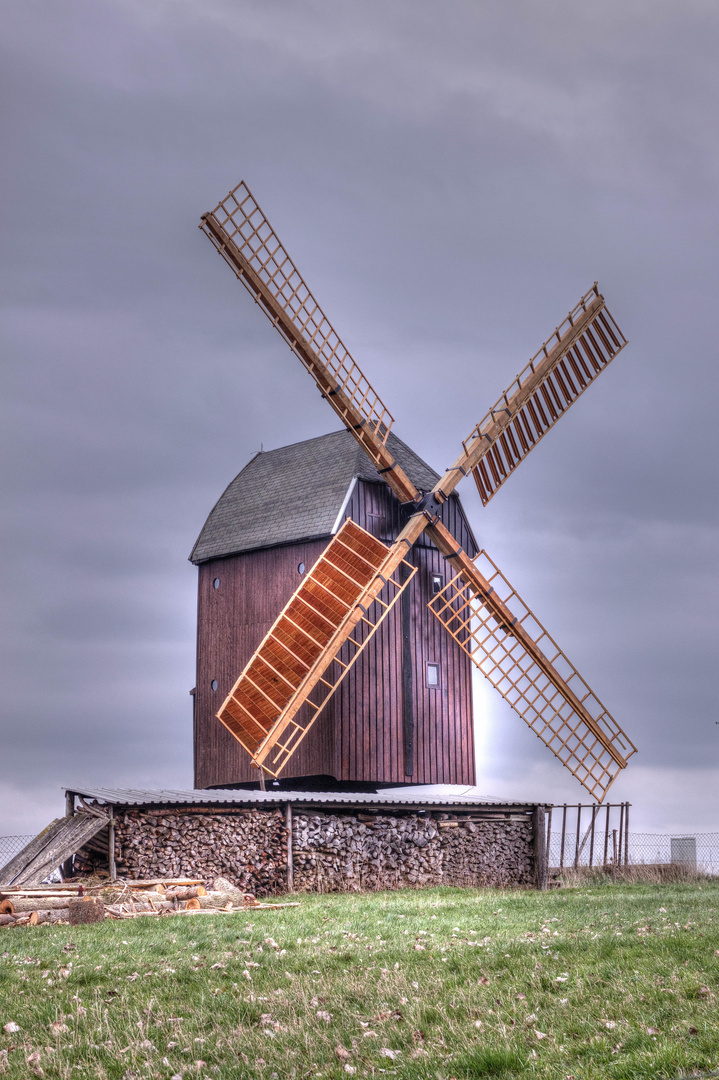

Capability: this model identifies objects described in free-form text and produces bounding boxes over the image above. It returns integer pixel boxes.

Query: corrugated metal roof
[190,429,440,564]
[65,784,538,811]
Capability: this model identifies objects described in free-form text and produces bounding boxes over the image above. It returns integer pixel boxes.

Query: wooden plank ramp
[0,812,110,888]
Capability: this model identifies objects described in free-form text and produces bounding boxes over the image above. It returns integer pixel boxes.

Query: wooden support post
[617,803,625,866]
[285,803,293,892]
[612,829,618,866]
[545,806,553,875]
[560,804,567,868]
[624,803,630,866]
[533,806,547,890]
[589,805,596,868]
[62,791,75,880]
[108,807,116,880]
[574,804,582,868]
[603,803,611,866]
[400,559,414,776]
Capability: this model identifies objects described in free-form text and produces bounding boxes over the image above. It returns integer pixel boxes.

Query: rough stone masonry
[110,808,535,896]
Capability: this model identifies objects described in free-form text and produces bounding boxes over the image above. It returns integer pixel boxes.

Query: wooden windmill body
[194,181,638,802]
[192,431,478,789]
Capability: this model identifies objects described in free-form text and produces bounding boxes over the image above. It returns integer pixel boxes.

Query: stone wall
[109,807,535,895]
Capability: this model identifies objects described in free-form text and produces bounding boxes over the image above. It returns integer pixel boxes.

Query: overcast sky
[2,0,718,838]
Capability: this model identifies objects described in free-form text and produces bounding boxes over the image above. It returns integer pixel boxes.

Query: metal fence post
[603,803,611,866]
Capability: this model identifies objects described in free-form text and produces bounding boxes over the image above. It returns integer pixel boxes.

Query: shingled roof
[190,429,440,564]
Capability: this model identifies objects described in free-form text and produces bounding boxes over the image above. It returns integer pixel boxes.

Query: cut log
[0,899,15,914]
[68,898,105,925]
[8,897,75,913]
[185,898,201,910]
[165,886,207,901]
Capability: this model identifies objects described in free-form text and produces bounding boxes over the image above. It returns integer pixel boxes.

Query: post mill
[192,181,638,803]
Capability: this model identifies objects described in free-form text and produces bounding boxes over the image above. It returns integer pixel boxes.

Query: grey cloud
[2,0,718,836]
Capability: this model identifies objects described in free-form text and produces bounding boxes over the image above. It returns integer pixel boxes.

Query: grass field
[1,882,719,1079]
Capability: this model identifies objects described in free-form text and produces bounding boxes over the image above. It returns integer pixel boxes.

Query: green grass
[2,882,719,1079]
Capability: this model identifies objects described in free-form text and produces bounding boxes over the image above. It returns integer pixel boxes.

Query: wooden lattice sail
[217,518,417,777]
[200,183,418,503]
[444,286,627,506]
[428,549,637,800]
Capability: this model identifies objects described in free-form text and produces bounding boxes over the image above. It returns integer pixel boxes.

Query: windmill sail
[437,286,627,506]
[428,548,637,800]
[200,183,418,503]
[217,518,417,777]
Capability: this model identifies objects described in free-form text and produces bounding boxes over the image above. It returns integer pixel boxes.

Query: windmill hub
[402,490,445,519]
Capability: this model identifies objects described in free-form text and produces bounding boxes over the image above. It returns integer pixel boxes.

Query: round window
[213,578,220,590]
[298,562,305,575]
[211,679,218,691]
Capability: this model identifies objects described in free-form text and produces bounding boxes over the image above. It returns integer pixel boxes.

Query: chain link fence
[547,830,719,874]
[546,806,719,876]
[0,835,33,870]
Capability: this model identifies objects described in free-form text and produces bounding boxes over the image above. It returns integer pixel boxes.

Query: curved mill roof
[190,429,440,564]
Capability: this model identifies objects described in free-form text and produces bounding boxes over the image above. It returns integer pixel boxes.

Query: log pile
[292,812,442,892]
[114,810,287,896]
[438,816,534,886]
[9,805,537,904]
[0,878,298,929]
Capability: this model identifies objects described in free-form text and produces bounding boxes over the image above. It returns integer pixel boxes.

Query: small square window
[431,574,443,596]
[426,663,440,687]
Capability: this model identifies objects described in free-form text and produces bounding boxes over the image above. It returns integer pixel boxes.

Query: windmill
[198,182,637,802]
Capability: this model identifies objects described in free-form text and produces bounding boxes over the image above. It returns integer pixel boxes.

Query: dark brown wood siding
[194,481,477,788]
[194,539,333,788]
[331,481,476,785]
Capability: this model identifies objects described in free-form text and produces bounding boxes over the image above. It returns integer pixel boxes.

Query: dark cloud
[2,0,718,835]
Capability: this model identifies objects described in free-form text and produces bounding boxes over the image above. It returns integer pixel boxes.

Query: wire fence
[0,835,33,870]
[547,831,719,874]
[546,806,719,876]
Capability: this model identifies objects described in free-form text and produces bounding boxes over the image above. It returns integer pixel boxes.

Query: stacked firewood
[114,810,287,896]
[437,816,534,886]
[292,812,443,891]
[61,806,536,897]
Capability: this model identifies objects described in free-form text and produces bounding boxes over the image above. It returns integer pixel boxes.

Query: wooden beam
[401,559,414,777]
[108,807,116,880]
[285,803,294,891]
[62,791,75,880]
[533,806,548,890]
